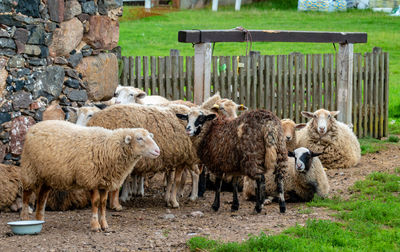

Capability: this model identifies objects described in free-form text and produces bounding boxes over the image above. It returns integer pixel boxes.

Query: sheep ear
[311,151,322,157]
[205,114,217,121]
[288,151,295,157]
[330,111,340,117]
[301,111,315,119]
[136,92,146,99]
[125,135,132,144]
[237,104,248,111]
[176,113,188,120]
[94,103,107,110]
[295,123,307,130]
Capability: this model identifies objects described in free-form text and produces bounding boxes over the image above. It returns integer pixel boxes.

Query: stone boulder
[75,53,118,101]
[0,142,6,162]
[83,15,119,50]
[0,57,8,95]
[64,0,82,21]
[49,18,83,57]
[10,116,35,155]
[48,0,65,23]
[42,103,65,121]
[32,65,65,98]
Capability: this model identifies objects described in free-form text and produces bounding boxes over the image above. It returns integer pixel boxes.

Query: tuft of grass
[388,135,400,143]
[187,172,400,251]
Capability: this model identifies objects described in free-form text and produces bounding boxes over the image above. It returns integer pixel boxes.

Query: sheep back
[297,121,361,169]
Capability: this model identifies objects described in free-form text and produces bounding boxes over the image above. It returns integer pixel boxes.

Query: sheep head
[122,128,160,159]
[301,109,340,136]
[75,106,101,126]
[281,119,306,142]
[115,86,146,104]
[211,99,248,119]
[288,147,321,172]
[176,108,216,136]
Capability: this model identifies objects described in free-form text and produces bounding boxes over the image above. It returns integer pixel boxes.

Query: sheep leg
[231,176,239,212]
[164,171,174,207]
[211,176,223,212]
[189,168,199,201]
[138,176,145,197]
[177,169,187,198]
[276,173,286,213]
[35,184,51,221]
[20,189,34,220]
[132,175,138,196]
[90,190,101,232]
[109,190,123,211]
[120,180,130,203]
[254,174,266,213]
[99,189,109,231]
[170,168,184,208]
[198,166,207,197]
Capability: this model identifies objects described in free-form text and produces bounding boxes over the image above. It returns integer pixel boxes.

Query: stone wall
[0,0,122,165]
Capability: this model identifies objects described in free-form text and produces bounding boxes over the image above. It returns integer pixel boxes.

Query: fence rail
[120,50,389,138]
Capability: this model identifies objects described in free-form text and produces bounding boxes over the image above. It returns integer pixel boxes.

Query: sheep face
[288,147,321,172]
[115,87,146,104]
[301,109,340,136]
[75,107,101,126]
[126,128,160,158]
[281,119,306,142]
[211,99,248,119]
[176,109,216,136]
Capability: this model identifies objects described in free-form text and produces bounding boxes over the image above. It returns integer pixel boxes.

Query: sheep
[20,120,160,231]
[87,103,200,209]
[281,119,306,151]
[243,147,329,203]
[176,108,288,213]
[0,164,21,212]
[296,109,361,169]
[115,86,169,105]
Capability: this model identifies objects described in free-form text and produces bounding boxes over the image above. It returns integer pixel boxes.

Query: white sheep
[243,147,330,203]
[296,109,361,169]
[20,120,160,231]
[115,86,169,105]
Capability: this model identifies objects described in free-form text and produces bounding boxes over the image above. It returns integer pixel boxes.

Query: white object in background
[372,7,392,12]
[212,0,218,11]
[390,5,400,16]
[145,0,151,10]
[235,0,241,11]
[357,0,369,9]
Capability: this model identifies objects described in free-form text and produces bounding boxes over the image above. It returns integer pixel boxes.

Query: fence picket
[150,56,157,95]
[232,56,238,103]
[158,56,165,97]
[143,56,149,94]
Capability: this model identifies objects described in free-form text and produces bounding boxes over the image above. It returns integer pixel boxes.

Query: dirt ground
[1,144,399,251]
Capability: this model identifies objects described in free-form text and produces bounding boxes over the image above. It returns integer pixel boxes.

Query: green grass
[187,171,400,251]
[118,5,400,126]
[358,137,399,155]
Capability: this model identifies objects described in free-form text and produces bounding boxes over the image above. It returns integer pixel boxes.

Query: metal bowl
[7,220,45,235]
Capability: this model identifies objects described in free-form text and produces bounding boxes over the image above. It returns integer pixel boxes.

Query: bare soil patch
[1,144,399,251]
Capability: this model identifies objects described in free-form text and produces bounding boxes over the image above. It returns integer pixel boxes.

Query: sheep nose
[286,136,291,140]
[154,148,160,155]
[115,101,121,104]
[318,127,325,132]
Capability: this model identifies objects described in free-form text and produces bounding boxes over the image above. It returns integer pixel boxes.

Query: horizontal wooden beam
[178,30,367,44]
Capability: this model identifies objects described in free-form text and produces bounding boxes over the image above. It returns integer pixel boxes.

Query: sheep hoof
[254,205,262,213]
[211,204,219,212]
[189,195,197,202]
[231,204,239,212]
[91,223,101,232]
[279,203,286,213]
[171,202,179,208]
[111,205,123,211]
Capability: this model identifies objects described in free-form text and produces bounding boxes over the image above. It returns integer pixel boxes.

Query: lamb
[115,86,169,105]
[87,103,200,209]
[296,109,361,169]
[281,119,306,151]
[20,120,160,231]
[176,108,288,213]
[0,164,21,212]
[243,147,329,203]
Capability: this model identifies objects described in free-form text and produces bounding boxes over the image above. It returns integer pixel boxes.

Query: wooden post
[145,0,151,10]
[194,43,212,105]
[212,0,218,11]
[235,0,241,11]
[337,43,354,124]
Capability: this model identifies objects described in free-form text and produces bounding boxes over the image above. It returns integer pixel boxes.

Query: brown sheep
[0,164,21,211]
[281,119,306,151]
[20,120,160,231]
[177,109,288,213]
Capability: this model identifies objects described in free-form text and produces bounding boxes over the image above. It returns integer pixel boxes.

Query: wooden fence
[120,50,389,138]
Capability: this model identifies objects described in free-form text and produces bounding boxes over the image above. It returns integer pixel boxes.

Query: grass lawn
[118,4,400,126]
[187,171,400,251]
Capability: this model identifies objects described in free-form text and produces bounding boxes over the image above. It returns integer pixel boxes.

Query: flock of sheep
[0,85,362,232]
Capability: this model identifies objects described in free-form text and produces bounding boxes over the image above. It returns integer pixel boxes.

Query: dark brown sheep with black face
[177,108,288,214]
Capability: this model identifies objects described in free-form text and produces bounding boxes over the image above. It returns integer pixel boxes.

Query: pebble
[190,211,204,217]
[163,214,175,220]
